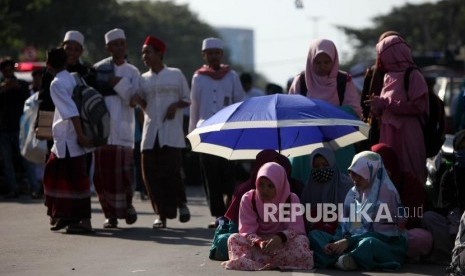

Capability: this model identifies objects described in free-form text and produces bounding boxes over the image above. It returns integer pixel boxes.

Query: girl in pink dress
[365,34,428,184]
[222,162,313,271]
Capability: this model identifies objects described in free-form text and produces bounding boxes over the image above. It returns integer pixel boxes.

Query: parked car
[434,76,464,134]
[422,65,464,134]
[14,61,46,83]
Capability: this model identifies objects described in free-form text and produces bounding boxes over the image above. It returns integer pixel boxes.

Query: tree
[0,0,220,80]
[118,0,219,79]
[339,0,465,69]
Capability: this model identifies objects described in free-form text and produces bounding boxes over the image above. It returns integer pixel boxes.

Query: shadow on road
[86,226,214,246]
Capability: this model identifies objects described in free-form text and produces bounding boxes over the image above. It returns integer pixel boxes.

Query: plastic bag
[19,93,47,164]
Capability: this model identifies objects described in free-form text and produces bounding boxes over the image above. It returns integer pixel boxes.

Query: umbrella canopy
[187,94,369,160]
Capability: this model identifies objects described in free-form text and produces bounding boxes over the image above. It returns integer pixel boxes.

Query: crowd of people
[209,32,465,273]
[1,28,465,273]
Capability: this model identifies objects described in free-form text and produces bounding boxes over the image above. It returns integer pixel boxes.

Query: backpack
[298,70,348,105]
[404,67,446,158]
[209,217,238,261]
[72,73,110,147]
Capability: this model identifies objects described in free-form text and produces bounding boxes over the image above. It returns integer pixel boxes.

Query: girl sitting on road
[222,162,313,271]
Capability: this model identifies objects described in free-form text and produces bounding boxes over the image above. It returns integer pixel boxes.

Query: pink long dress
[375,35,428,184]
[221,162,313,271]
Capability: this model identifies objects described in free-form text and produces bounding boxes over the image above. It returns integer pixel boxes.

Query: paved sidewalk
[0,185,447,276]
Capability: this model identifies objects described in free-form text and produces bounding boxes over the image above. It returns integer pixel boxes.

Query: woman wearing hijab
[288,38,361,117]
[222,162,313,271]
[210,149,281,261]
[224,150,282,225]
[301,147,352,235]
[210,150,303,261]
[288,38,362,181]
[309,151,407,271]
[365,34,428,184]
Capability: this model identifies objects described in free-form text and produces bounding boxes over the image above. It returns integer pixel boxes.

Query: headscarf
[376,35,414,73]
[239,162,305,235]
[300,147,352,205]
[343,151,402,236]
[288,38,361,117]
[255,162,291,207]
[371,143,402,189]
[225,149,281,222]
[375,35,428,128]
[303,39,340,102]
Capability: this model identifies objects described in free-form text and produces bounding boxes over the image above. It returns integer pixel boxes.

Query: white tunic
[101,61,140,148]
[50,70,89,158]
[138,66,190,150]
[188,70,245,133]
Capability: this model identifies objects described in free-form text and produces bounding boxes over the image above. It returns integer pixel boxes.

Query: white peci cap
[202,37,223,51]
[63,30,84,46]
[105,28,126,44]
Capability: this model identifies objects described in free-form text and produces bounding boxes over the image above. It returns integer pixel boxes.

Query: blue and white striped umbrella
[187,94,369,160]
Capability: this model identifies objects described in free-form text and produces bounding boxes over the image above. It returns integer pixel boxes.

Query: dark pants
[142,142,186,219]
[133,140,145,194]
[200,153,236,217]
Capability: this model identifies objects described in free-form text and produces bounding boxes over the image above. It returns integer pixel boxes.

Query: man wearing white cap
[36,30,94,228]
[188,37,245,228]
[39,30,91,116]
[91,28,140,229]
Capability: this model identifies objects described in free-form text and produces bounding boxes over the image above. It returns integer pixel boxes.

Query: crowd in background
[1,29,465,273]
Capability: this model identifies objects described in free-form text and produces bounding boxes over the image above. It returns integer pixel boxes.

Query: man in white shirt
[188,37,245,227]
[92,28,140,228]
[44,47,93,234]
[136,35,191,228]
[240,72,265,99]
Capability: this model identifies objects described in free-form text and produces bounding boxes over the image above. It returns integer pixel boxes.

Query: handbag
[36,110,54,141]
[209,217,238,261]
[21,129,47,164]
[19,93,48,163]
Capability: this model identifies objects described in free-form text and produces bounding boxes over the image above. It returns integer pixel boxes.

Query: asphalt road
[0,185,448,276]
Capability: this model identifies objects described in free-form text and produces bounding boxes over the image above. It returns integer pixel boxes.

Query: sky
[172,0,437,89]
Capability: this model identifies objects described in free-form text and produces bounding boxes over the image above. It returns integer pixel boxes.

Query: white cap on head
[202,37,223,51]
[63,30,84,46]
[105,28,126,44]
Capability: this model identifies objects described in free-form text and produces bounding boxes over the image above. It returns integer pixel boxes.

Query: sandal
[66,223,94,234]
[50,219,69,231]
[125,206,138,225]
[153,218,166,229]
[103,218,118,228]
[179,204,191,223]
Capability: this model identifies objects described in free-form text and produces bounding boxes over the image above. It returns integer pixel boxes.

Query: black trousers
[199,153,236,217]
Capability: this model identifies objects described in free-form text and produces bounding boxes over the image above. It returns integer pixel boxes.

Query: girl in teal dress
[308,151,407,271]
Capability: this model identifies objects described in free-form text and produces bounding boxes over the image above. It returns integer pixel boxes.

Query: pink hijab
[239,162,305,235]
[304,39,340,98]
[376,35,428,127]
[376,35,414,72]
[289,39,362,117]
[224,149,281,223]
